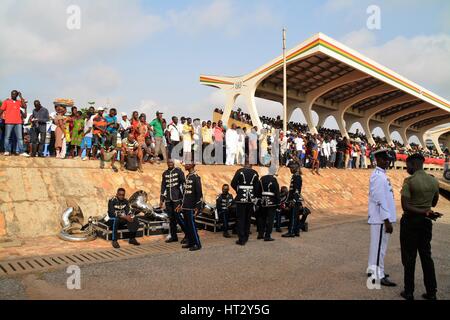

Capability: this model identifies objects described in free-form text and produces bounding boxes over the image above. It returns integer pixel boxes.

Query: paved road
[1,214,449,300]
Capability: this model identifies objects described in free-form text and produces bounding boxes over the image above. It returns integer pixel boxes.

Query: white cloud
[322,0,357,13]
[340,29,450,99]
[168,0,279,36]
[0,0,165,77]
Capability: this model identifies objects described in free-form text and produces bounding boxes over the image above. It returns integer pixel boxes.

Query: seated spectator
[120,134,142,172]
[100,138,118,172]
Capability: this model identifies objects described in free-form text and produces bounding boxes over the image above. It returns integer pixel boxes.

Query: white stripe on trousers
[368,224,390,279]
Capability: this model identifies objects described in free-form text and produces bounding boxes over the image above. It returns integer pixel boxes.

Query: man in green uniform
[400,153,443,300]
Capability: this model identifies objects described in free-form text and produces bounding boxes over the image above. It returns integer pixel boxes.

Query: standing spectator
[225,124,238,166]
[167,116,181,160]
[0,90,29,157]
[236,127,246,165]
[119,112,131,139]
[136,113,151,170]
[201,121,213,162]
[280,131,288,166]
[294,133,304,166]
[360,141,367,169]
[329,135,337,168]
[213,120,224,165]
[150,111,167,162]
[192,118,202,164]
[92,107,107,160]
[345,138,353,169]
[105,108,119,147]
[177,116,186,143]
[54,106,67,159]
[130,111,140,138]
[321,136,330,168]
[69,111,84,158]
[182,117,194,163]
[247,126,258,165]
[29,100,49,157]
[81,110,94,160]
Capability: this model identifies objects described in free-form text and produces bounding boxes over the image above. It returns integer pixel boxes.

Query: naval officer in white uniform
[367,149,397,287]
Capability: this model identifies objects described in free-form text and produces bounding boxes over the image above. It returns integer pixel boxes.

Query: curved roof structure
[200,33,450,151]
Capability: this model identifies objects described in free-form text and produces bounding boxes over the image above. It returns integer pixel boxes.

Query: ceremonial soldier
[400,154,442,300]
[216,184,234,238]
[231,162,259,246]
[367,150,397,287]
[160,159,186,244]
[178,163,203,251]
[282,162,303,238]
[257,168,280,241]
[275,186,289,233]
[107,188,140,249]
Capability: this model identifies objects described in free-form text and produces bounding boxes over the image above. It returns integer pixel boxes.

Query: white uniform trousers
[368,224,390,279]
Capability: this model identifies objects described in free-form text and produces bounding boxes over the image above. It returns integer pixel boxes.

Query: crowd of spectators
[0,91,447,174]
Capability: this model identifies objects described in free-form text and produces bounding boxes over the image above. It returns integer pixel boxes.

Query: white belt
[262,192,275,196]
[238,186,253,190]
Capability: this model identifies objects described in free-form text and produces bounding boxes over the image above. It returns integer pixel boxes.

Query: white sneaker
[20,153,30,157]
[3,152,10,156]
[82,157,88,161]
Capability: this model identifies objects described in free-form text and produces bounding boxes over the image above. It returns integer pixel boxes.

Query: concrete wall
[0,157,409,239]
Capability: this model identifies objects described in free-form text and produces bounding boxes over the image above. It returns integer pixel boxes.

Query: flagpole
[283,28,287,133]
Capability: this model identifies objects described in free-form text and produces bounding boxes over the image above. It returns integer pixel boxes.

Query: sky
[1,0,449,142]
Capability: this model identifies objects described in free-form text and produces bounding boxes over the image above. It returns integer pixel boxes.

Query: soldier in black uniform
[282,162,303,238]
[275,186,289,232]
[216,184,234,238]
[231,162,259,245]
[107,188,140,249]
[160,159,186,244]
[177,163,203,251]
[257,170,280,241]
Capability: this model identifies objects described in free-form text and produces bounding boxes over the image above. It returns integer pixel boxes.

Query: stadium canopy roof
[200,33,450,151]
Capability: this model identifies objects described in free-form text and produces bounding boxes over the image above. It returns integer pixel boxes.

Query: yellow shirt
[202,126,212,144]
[182,123,193,143]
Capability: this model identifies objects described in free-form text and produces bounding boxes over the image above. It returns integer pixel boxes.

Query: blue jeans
[4,124,24,154]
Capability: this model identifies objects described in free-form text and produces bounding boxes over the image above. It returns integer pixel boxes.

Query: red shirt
[1,99,24,124]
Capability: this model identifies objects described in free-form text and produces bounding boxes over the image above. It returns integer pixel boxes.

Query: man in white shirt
[119,112,131,139]
[167,116,181,160]
[236,127,246,165]
[329,136,337,168]
[320,137,331,168]
[225,124,239,166]
[367,149,397,287]
[294,133,304,165]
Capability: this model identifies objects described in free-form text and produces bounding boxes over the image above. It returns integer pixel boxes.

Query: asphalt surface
[1,215,449,300]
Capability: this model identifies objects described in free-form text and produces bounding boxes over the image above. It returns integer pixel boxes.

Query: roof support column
[301,104,318,134]
[304,71,369,136]
[221,91,239,127]
[380,123,393,146]
[400,110,448,149]
[429,134,443,155]
[316,109,331,129]
[242,86,263,130]
[331,110,348,139]
[362,120,375,145]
